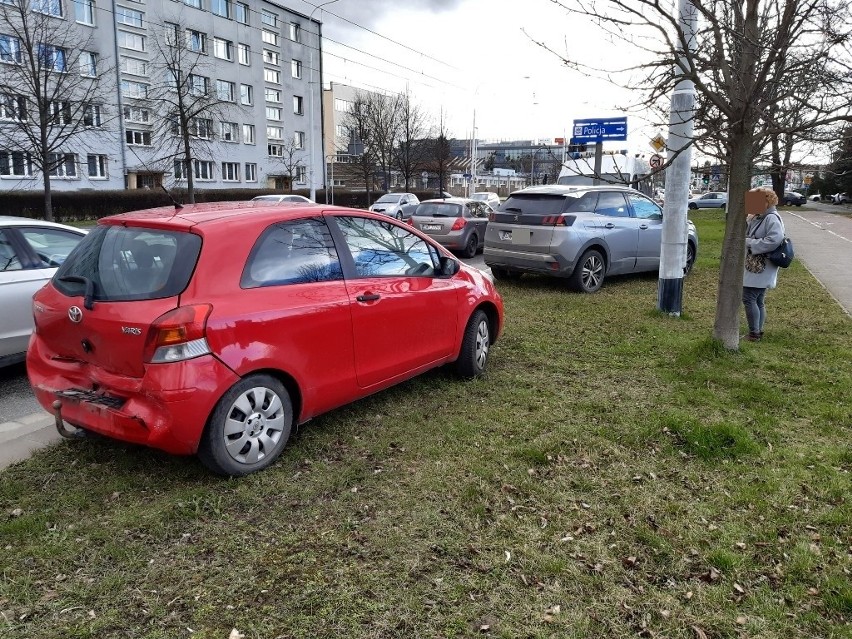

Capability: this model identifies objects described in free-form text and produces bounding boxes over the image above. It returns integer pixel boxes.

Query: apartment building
[0,0,323,192]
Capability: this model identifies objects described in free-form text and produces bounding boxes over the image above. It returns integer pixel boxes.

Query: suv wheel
[569,249,605,293]
[685,241,696,274]
[491,266,522,281]
[198,374,293,476]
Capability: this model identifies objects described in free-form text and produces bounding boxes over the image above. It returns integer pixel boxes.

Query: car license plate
[422,224,441,231]
[513,230,531,244]
[499,230,512,241]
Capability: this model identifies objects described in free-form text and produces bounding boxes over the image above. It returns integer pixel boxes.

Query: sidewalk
[2,205,850,472]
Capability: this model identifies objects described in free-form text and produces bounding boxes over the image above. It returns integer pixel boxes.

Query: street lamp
[307,0,340,202]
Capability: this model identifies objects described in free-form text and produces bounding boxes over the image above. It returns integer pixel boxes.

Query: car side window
[335,216,437,278]
[594,192,629,218]
[242,217,342,288]
[628,194,663,220]
[18,227,83,267]
[0,230,22,271]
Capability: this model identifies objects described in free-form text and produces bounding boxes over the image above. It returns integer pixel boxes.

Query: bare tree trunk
[183,134,195,204]
[41,130,54,222]
[713,134,752,348]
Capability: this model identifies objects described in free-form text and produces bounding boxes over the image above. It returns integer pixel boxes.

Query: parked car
[484,185,698,293]
[782,191,806,206]
[687,191,727,209]
[471,192,501,208]
[408,198,491,258]
[369,193,420,220]
[28,202,503,476]
[0,217,86,368]
[809,194,821,202]
[832,193,851,204]
[252,194,314,204]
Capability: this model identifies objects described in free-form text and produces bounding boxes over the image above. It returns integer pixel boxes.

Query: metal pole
[657,0,697,316]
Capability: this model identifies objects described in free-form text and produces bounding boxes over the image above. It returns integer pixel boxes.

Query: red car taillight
[144,304,213,363]
[451,218,466,231]
[542,215,567,226]
[407,218,415,226]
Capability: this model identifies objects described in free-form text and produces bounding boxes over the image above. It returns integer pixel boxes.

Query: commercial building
[0,0,323,192]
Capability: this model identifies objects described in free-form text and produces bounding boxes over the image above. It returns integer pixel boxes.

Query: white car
[369,193,420,220]
[251,194,315,204]
[0,216,86,367]
[471,192,501,208]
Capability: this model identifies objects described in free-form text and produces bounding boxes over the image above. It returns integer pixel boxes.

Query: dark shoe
[744,332,762,342]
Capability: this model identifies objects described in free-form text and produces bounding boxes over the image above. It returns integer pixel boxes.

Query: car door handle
[604,223,615,229]
[639,224,648,230]
[356,293,380,302]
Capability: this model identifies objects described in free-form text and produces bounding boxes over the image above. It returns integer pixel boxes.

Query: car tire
[688,203,698,210]
[720,203,726,210]
[198,374,293,477]
[462,234,478,258]
[569,249,605,293]
[685,241,696,275]
[455,309,491,378]
[491,266,522,281]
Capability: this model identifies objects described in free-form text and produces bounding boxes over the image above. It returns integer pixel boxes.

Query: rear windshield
[415,202,463,217]
[53,225,201,301]
[500,192,598,215]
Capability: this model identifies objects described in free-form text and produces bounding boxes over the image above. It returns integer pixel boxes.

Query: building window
[213,37,232,61]
[0,35,22,64]
[261,30,278,46]
[242,124,255,144]
[186,30,206,54]
[293,95,303,115]
[49,101,71,125]
[189,74,208,96]
[295,166,306,182]
[237,43,250,65]
[38,44,67,72]
[266,125,283,140]
[123,105,149,123]
[262,49,279,65]
[334,98,352,113]
[294,131,304,150]
[221,162,239,181]
[0,94,26,121]
[115,6,143,27]
[183,0,201,8]
[82,103,101,127]
[288,22,300,42]
[117,30,145,51]
[120,56,147,76]
[233,1,247,23]
[194,160,214,180]
[188,118,213,139]
[0,150,34,177]
[264,88,280,103]
[87,154,107,178]
[265,106,281,121]
[267,143,283,157]
[335,124,346,138]
[74,0,94,25]
[216,79,235,102]
[245,162,256,182]
[239,84,252,105]
[79,51,97,76]
[220,121,238,142]
[211,0,229,17]
[126,129,151,146]
[263,68,280,84]
[32,0,63,17]
[120,79,148,98]
[291,59,302,79]
[260,9,277,27]
[48,153,77,178]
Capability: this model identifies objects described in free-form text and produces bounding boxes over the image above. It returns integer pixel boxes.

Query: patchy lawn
[1,210,850,638]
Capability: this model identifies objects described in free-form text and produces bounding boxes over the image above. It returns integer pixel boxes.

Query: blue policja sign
[571,117,628,143]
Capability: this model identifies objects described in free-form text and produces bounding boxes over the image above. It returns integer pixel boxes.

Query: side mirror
[439,256,460,277]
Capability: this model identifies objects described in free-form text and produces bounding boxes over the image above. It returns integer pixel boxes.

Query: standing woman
[743,187,785,342]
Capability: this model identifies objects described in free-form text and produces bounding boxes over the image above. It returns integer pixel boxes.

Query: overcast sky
[286,0,665,152]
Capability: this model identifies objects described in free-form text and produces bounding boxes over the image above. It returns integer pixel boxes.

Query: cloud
[294,0,464,30]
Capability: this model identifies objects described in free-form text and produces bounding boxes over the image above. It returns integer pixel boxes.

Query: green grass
[1,209,850,638]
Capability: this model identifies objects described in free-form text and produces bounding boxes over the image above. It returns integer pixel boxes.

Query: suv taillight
[542,215,567,226]
[451,218,466,231]
[144,304,212,363]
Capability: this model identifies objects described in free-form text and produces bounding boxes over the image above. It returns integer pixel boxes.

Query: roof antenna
[161,183,183,210]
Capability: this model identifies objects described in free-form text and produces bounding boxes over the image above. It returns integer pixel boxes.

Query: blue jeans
[742,287,767,334]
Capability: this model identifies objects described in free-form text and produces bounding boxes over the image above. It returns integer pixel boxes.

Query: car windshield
[416,202,463,218]
[53,225,201,301]
[375,195,402,204]
[252,196,280,201]
[471,194,488,201]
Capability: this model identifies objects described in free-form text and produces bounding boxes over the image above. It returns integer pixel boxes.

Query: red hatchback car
[27,202,504,476]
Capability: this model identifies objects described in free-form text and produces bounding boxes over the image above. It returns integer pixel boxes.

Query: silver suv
[484,185,698,293]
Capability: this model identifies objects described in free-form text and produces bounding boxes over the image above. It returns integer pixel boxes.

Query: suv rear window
[54,225,201,301]
[493,192,598,224]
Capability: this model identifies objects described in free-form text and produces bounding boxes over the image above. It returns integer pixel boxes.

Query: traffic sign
[649,154,663,169]
[571,117,627,143]
[650,133,666,153]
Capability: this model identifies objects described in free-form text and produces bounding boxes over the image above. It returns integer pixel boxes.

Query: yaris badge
[68,306,83,323]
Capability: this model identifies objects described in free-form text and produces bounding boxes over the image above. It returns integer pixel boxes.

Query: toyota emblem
[68,306,83,323]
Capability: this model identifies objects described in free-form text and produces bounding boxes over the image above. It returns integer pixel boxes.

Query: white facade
[0,0,324,192]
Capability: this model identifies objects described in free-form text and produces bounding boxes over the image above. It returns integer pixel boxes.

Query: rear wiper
[59,275,96,310]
